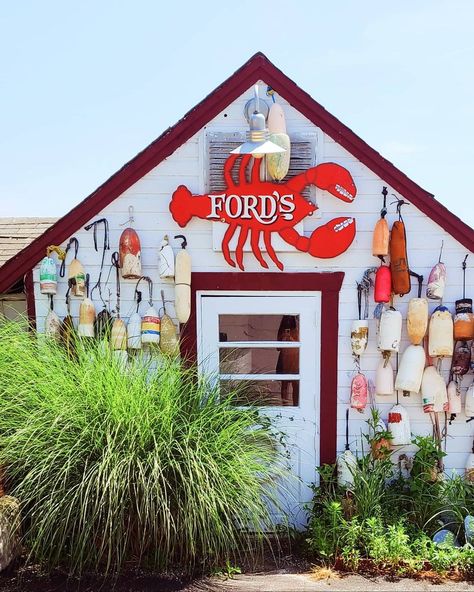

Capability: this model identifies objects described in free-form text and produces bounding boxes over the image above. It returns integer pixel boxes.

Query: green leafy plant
[0,321,290,576]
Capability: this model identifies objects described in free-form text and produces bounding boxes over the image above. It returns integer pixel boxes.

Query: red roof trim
[0,52,472,293]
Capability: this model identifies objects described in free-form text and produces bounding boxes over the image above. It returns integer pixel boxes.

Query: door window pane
[219,347,299,375]
[221,379,299,407]
[219,314,299,343]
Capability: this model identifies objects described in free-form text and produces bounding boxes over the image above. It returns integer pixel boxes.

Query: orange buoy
[119,207,142,279]
[390,219,410,296]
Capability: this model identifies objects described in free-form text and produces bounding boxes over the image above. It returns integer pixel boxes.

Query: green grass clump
[0,321,287,575]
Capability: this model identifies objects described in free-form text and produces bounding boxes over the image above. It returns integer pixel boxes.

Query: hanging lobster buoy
[466,440,474,482]
[454,301,474,341]
[465,382,474,421]
[159,290,178,355]
[407,298,429,345]
[266,102,291,182]
[395,344,426,395]
[78,275,96,338]
[60,288,76,357]
[454,255,474,340]
[447,379,462,422]
[127,286,142,351]
[337,409,357,488]
[350,373,368,412]
[372,187,390,259]
[375,356,394,396]
[61,238,86,298]
[95,308,112,340]
[119,207,142,279]
[429,305,454,358]
[110,251,127,355]
[387,404,411,446]
[389,201,411,296]
[374,265,391,303]
[351,320,368,357]
[40,246,65,294]
[421,366,448,413]
[45,296,61,340]
[175,235,191,324]
[426,243,446,300]
[159,235,175,279]
[378,307,402,353]
[135,276,160,345]
[452,341,471,376]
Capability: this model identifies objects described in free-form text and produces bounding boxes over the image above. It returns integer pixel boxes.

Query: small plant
[364,407,393,460]
[212,559,242,580]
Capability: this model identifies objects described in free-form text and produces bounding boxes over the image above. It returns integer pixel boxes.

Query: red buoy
[374,265,391,303]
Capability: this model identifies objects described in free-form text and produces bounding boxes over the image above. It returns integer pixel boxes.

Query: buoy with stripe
[119,206,142,279]
[388,404,411,446]
[45,295,61,340]
[174,235,191,324]
[350,372,368,412]
[78,274,96,338]
[395,344,426,395]
[421,366,448,413]
[337,409,357,488]
[159,235,175,279]
[40,246,65,295]
[59,237,86,298]
[136,276,160,345]
[375,355,394,396]
[429,305,454,358]
[389,200,411,296]
[266,101,291,182]
[454,255,474,340]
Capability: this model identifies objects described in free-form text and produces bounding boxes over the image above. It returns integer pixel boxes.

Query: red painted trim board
[180,271,344,465]
[0,53,472,294]
[24,271,36,329]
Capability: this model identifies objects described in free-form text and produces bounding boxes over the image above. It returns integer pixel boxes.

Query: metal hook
[174,234,188,249]
[438,241,444,263]
[135,276,153,306]
[120,205,135,227]
[381,186,388,218]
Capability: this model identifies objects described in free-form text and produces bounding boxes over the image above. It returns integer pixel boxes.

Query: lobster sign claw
[169,154,357,271]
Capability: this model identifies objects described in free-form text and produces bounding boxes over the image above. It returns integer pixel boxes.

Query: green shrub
[0,321,289,575]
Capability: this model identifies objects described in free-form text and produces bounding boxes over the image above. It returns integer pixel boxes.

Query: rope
[84,218,110,306]
[59,237,79,277]
[111,252,121,317]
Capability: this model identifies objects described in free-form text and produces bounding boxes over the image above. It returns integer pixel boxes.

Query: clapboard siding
[33,82,474,473]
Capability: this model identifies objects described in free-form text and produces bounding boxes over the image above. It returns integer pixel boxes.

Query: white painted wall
[32,82,474,473]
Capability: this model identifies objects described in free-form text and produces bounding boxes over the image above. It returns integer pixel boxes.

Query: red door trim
[180,271,344,465]
[24,271,36,330]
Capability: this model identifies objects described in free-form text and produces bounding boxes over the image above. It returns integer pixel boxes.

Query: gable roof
[0,52,473,294]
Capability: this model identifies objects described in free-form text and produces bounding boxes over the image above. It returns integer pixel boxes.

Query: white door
[198,293,320,527]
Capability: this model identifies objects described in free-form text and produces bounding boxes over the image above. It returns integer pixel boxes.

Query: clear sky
[1,1,473,227]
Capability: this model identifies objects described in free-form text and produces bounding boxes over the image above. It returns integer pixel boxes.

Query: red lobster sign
[170,154,356,270]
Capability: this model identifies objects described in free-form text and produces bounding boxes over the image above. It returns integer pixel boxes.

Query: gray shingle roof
[0,218,58,267]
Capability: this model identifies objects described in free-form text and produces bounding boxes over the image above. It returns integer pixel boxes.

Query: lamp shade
[231,111,286,158]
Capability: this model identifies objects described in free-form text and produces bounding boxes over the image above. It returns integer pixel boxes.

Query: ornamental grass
[0,320,288,576]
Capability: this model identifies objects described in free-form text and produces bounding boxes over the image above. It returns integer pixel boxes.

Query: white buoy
[78,298,96,337]
[465,382,474,420]
[351,320,369,357]
[175,235,191,324]
[40,256,58,295]
[337,409,357,488]
[45,308,61,339]
[395,344,426,395]
[387,404,411,446]
[421,366,448,413]
[378,308,402,353]
[429,306,454,358]
[127,312,142,350]
[407,297,429,345]
[447,380,462,419]
[375,357,394,396]
[266,102,291,182]
[159,235,175,279]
